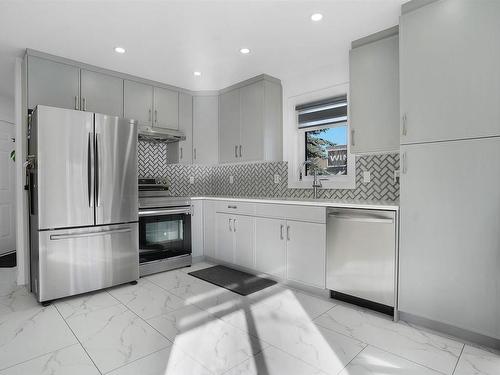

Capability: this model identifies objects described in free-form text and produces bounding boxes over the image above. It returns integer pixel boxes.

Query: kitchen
[0,0,499,374]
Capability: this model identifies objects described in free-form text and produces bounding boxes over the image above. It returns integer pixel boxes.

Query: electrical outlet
[229,175,234,184]
[273,174,281,184]
[363,171,371,183]
[394,170,400,184]
[189,176,195,184]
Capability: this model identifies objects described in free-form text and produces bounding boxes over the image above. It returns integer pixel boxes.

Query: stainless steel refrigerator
[29,105,139,303]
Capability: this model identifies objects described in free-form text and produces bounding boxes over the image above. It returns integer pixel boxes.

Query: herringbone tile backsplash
[138,141,399,201]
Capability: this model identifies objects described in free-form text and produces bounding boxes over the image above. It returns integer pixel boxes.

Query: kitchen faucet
[299,160,328,199]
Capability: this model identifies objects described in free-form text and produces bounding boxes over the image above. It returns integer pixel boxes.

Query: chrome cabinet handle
[235,145,238,158]
[180,147,183,159]
[227,205,237,209]
[401,113,407,136]
[286,225,290,241]
[228,218,233,232]
[233,219,237,232]
[148,109,152,123]
[75,96,79,110]
[50,228,131,241]
[402,152,407,174]
[81,97,87,111]
[155,109,158,124]
[280,224,284,240]
[350,129,355,147]
[239,145,242,158]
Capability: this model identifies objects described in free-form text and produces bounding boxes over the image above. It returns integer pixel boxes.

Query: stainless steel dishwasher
[326,208,397,317]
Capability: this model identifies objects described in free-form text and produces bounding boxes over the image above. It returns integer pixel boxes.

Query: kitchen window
[296,95,354,181]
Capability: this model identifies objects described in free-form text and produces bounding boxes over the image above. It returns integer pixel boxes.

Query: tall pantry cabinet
[399,0,500,341]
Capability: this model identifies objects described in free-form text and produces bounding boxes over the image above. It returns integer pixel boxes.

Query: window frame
[285,83,356,190]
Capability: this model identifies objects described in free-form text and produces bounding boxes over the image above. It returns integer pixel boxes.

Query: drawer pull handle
[228,205,237,209]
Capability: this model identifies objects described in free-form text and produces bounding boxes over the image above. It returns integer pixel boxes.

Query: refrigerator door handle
[95,133,101,207]
[87,132,94,207]
[50,228,132,241]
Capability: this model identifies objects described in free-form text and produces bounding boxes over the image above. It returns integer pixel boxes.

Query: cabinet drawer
[215,201,256,216]
[255,203,326,223]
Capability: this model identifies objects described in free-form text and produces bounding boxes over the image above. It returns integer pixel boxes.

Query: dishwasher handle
[328,212,394,224]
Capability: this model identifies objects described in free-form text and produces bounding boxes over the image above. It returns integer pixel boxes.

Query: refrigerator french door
[30,105,139,302]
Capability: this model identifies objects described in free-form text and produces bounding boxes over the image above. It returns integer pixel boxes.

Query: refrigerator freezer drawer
[326,208,396,307]
[34,223,139,302]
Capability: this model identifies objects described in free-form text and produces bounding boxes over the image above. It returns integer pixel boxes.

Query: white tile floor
[1,263,499,375]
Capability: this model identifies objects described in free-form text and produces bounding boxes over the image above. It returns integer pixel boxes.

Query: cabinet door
[400,0,500,144]
[400,138,500,339]
[203,200,216,258]
[124,80,153,126]
[191,200,204,258]
[286,221,325,288]
[219,89,240,163]
[215,213,234,263]
[80,70,123,117]
[28,56,80,110]
[240,81,264,161]
[255,217,286,278]
[233,215,255,269]
[178,93,193,164]
[193,95,219,164]
[349,34,399,154]
[154,87,179,129]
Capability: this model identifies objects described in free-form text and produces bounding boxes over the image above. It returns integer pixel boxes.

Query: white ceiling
[0,0,405,99]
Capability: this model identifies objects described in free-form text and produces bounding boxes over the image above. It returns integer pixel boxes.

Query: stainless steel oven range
[138,178,192,276]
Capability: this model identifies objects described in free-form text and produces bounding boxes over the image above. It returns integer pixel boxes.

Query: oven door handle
[139,208,191,217]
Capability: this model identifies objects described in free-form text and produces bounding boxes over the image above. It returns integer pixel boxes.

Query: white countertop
[190,196,399,211]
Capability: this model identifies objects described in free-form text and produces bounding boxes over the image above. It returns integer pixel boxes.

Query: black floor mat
[188,265,276,296]
[0,253,16,268]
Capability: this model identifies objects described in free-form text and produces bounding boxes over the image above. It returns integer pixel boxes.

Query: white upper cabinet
[240,81,264,161]
[153,87,179,129]
[28,56,80,110]
[218,76,282,164]
[80,69,123,117]
[400,0,500,144]
[193,95,219,164]
[124,80,153,126]
[219,89,241,163]
[178,93,193,164]
[349,29,399,154]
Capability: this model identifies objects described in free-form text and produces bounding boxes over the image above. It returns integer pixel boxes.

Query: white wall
[0,95,14,124]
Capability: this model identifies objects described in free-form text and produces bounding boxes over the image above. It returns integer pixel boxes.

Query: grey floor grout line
[53,303,103,375]
[100,346,171,375]
[336,344,368,375]
[451,344,465,375]
[0,341,77,373]
[104,290,216,375]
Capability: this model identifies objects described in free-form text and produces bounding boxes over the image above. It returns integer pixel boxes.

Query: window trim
[285,82,356,190]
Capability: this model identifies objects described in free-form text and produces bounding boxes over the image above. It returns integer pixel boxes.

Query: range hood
[138,125,186,143]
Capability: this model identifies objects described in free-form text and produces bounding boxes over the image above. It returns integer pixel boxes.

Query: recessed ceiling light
[114,46,126,54]
[194,71,201,76]
[240,48,250,55]
[311,13,323,22]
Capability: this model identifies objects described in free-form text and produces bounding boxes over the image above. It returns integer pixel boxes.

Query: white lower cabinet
[286,220,326,288]
[203,200,216,258]
[215,213,255,268]
[208,202,327,290]
[233,215,255,269]
[255,217,286,278]
[191,201,204,258]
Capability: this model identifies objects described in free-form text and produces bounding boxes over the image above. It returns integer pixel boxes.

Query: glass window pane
[305,124,348,176]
